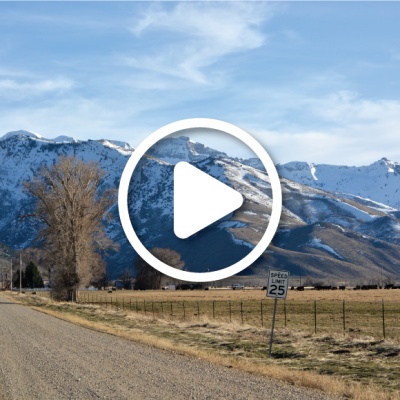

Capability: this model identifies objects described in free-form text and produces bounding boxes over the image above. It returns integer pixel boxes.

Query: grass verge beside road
[4,292,400,400]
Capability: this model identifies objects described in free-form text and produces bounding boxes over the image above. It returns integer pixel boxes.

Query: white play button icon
[174,162,244,239]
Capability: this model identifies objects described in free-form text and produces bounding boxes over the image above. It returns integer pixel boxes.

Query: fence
[76,292,398,339]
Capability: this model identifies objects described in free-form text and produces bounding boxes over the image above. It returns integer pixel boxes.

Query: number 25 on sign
[266,269,289,359]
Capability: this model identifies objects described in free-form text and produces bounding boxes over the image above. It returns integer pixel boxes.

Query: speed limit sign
[266,269,290,359]
[267,269,289,299]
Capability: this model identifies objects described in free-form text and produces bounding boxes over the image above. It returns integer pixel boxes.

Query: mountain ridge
[1,129,400,283]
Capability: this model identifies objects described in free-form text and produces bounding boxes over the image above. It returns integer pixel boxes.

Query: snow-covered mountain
[146,136,227,163]
[0,130,43,141]
[276,159,400,211]
[1,129,400,282]
[242,157,400,212]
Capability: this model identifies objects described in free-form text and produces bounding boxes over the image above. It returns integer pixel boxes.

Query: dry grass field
[35,288,400,339]
[77,287,400,302]
[6,291,400,400]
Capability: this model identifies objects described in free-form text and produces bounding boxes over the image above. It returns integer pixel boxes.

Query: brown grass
[4,291,400,400]
[31,288,400,339]
[66,288,400,302]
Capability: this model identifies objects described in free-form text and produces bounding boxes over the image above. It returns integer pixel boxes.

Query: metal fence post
[161,301,164,316]
[241,299,243,325]
[213,300,215,319]
[130,298,131,311]
[152,300,154,318]
[284,299,287,327]
[183,300,185,320]
[170,301,173,316]
[261,299,263,327]
[314,300,317,334]
[144,299,146,315]
[382,299,386,339]
[343,299,346,333]
[229,300,231,323]
[197,300,199,318]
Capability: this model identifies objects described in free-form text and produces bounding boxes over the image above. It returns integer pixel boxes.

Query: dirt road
[0,294,339,400]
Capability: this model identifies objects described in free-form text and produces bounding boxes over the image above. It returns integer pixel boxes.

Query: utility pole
[19,251,22,294]
[4,261,6,289]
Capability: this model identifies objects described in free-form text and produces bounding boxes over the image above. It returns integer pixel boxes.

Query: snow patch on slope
[307,238,344,260]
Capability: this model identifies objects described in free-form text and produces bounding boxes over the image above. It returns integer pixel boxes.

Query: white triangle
[174,162,244,239]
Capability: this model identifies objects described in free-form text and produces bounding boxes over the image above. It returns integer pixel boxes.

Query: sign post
[266,269,289,359]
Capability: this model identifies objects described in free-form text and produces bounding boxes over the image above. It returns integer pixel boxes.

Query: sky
[1,2,400,165]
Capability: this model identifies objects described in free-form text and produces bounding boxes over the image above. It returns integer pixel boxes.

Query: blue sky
[1,2,400,165]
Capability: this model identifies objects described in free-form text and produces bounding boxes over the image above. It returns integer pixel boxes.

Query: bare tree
[120,269,133,290]
[384,274,396,286]
[303,275,325,287]
[87,253,107,289]
[23,155,118,300]
[134,248,184,290]
[96,270,111,290]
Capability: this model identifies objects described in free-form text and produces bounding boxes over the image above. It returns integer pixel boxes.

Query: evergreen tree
[24,261,44,288]
[13,269,27,289]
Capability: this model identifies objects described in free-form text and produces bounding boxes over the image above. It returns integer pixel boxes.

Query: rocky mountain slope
[244,157,400,211]
[1,129,400,283]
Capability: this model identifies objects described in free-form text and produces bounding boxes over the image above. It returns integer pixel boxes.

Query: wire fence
[75,292,398,339]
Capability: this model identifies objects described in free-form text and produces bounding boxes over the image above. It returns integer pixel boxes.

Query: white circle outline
[118,118,282,282]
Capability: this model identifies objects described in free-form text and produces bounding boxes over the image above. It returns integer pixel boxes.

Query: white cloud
[0,78,73,99]
[250,91,400,166]
[126,3,273,84]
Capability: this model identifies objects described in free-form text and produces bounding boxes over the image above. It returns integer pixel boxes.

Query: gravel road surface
[0,294,340,400]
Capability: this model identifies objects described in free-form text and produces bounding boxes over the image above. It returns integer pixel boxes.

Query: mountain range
[1,129,400,284]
